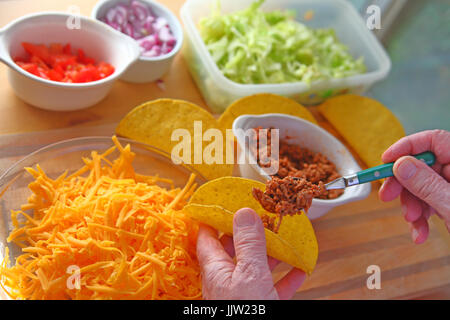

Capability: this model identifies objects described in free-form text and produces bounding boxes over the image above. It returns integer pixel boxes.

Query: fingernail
[411,228,419,242]
[396,158,417,180]
[235,209,256,227]
[401,204,407,217]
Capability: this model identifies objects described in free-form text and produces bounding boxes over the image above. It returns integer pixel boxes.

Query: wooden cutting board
[0,122,449,300]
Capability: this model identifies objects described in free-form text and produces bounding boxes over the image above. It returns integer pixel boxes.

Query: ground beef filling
[253,177,326,232]
[253,177,326,215]
[251,127,344,232]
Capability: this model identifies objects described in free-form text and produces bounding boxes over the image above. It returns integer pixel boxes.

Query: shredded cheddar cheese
[0,136,202,300]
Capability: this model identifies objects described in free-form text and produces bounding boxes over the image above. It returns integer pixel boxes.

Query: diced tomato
[51,55,77,70]
[63,43,72,55]
[77,49,95,65]
[22,42,52,65]
[48,69,64,81]
[30,55,49,70]
[97,62,115,78]
[16,62,39,76]
[15,42,115,83]
[49,43,63,55]
[73,65,101,83]
[13,56,26,63]
[36,68,50,80]
[64,70,78,82]
[53,64,65,76]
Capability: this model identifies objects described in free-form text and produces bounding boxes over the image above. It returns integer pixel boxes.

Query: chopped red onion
[109,21,122,32]
[154,17,168,30]
[101,0,176,58]
[105,8,115,23]
[131,0,149,20]
[123,22,133,37]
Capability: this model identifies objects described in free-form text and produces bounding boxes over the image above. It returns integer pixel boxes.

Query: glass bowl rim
[0,135,207,188]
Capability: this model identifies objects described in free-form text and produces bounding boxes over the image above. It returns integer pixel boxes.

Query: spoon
[325,151,436,190]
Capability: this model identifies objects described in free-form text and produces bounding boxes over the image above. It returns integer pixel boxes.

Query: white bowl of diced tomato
[0,12,141,111]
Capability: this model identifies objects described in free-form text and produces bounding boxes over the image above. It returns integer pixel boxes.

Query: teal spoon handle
[357,152,436,184]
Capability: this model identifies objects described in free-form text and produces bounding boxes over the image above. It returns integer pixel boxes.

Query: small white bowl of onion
[92,0,183,83]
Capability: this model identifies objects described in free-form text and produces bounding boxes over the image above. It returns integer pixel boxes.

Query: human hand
[197,208,306,300]
[379,130,450,244]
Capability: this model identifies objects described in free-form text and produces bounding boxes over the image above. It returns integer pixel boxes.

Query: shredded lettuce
[199,0,366,85]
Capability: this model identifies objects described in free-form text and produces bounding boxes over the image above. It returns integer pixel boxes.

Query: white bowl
[232,114,371,220]
[92,0,183,83]
[0,12,141,111]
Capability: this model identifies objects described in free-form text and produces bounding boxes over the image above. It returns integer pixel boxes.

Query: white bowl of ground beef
[233,113,371,220]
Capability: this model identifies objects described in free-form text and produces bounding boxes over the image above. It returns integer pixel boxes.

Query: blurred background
[350,0,450,134]
[0,0,448,133]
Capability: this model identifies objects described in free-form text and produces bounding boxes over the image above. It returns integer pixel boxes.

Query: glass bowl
[0,136,206,299]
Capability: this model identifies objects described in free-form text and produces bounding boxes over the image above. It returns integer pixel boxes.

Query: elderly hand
[379,130,450,244]
[197,208,306,300]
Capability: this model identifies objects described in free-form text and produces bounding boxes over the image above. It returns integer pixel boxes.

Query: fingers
[400,189,423,222]
[221,233,280,271]
[422,204,435,220]
[275,268,306,300]
[382,130,450,164]
[393,156,450,220]
[220,234,235,258]
[197,225,235,299]
[232,208,271,272]
[197,224,234,274]
[268,257,280,271]
[221,231,280,271]
[409,216,429,244]
[443,164,450,182]
[379,177,403,202]
[399,192,431,244]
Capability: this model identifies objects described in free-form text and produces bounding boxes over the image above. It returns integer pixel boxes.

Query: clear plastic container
[180,0,391,113]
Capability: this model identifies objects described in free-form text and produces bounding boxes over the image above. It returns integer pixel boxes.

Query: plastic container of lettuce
[180,0,391,113]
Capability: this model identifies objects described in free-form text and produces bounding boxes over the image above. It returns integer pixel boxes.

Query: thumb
[393,156,450,219]
[233,208,270,272]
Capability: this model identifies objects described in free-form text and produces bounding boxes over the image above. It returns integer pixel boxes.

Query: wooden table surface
[0,0,449,300]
